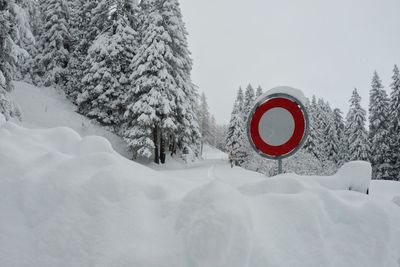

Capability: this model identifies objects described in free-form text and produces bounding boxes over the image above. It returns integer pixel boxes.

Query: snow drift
[0,117,399,267]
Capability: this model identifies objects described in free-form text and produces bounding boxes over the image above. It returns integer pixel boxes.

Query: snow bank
[1,120,399,267]
[176,181,252,267]
[0,121,182,266]
[312,161,372,193]
[11,81,130,158]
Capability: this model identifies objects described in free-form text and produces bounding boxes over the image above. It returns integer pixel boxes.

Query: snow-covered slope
[11,81,130,158]
[1,116,400,267]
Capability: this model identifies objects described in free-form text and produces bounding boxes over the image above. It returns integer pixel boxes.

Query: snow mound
[313,161,371,193]
[176,181,252,267]
[0,120,399,267]
[0,121,181,267]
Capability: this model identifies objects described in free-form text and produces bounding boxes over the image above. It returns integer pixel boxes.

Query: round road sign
[247,92,309,159]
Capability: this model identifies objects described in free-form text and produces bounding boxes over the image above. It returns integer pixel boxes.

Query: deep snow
[11,81,130,158]
[0,113,400,267]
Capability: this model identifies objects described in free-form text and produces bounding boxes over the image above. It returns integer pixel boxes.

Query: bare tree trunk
[160,130,166,164]
[153,126,160,164]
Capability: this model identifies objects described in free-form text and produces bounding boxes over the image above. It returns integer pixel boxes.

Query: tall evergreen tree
[226,88,246,165]
[322,101,339,164]
[10,0,36,81]
[77,0,137,129]
[345,88,369,161]
[243,83,255,120]
[66,0,101,100]
[389,65,400,180]
[333,108,346,165]
[369,71,391,179]
[303,96,322,158]
[226,87,244,147]
[34,0,71,87]
[0,0,21,120]
[159,0,200,158]
[256,85,263,98]
[123,0,199,163]
[199,92,211,155]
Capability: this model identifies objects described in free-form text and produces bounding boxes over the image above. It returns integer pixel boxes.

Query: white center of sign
[258,107,295,146]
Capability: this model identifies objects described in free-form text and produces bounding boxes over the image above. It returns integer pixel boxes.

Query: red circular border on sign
[250,97,305,157]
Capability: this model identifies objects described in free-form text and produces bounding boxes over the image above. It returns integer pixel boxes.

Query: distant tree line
[226,69,400,181]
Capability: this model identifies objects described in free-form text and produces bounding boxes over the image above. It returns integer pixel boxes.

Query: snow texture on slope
[11,81,130,158]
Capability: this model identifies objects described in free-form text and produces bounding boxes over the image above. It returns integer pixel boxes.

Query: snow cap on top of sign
[256,86,306,106]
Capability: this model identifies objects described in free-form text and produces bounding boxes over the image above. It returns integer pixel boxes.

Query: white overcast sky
[179,0,400,124]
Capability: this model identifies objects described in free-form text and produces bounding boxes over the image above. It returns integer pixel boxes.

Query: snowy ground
[3,82,400,266]
[11,81,131,158]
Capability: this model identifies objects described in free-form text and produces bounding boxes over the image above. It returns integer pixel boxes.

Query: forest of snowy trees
[0,0,205,164]
[1,0,400,179]
[226,69,400,181]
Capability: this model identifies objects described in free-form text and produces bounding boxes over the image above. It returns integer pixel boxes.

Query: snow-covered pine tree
[321,101,340,165]
[65,0,101,101]
[77,0,137,130]
[241,84,256,164]
[333,108,346,165]
[226,87,246,165]
[34,0,71,87]
[303,96,322,158]
[9,0,36,81]
[369,71,391,179]
[256,85,263,98]
[345,88,369,161]
[313,98,331,162]
[159,0,200,159]
[389,65,400,181]
[199,92,211,155]
[226,87,244,148]
[0,0,22,120]
[243,84,255,120]
[124,0,200,163]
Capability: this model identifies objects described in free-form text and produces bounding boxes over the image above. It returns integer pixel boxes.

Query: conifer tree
[256,85,263,98]
[333,108,346,165]
[66,0,101,100]
[34,0,71,87]
[77,0,137,129]
[10,0,36,81]
[226,88,246,165]
[303,96,321,158]
[199,92,211,155]
[369,71,391,179]
[322,101,339,164]
[160,0,200,158]
[389,65,400,180]
[0,0,21,120]
[313,98,330,161]
[123,0,199,163]
[345,88,369,161]
[243,84,255,120]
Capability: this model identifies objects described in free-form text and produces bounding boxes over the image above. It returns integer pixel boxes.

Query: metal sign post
[247,88,309,175]
[278,158,282,174]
